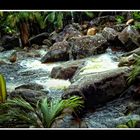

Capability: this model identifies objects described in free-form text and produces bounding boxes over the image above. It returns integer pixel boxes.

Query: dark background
[0,0,139,9]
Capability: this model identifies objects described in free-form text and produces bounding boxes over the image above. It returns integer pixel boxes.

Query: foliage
[116,15,125,24]
[38,96,84,127]
[127,57,140,84]
[84,12,95,18]
[133,22,140,30]
[0,96,84,128]
[116,119,138,128]
[6,12,47,31]
[0,74,7,103]
[45,12,64,30]
[132,12,140,21]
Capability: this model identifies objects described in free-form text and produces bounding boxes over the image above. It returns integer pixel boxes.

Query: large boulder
[51,59,85,80]
[15,83,44,91]
[69,34,108,60]
[102,27,118,41]
[62,67,130,109]
[118,25,140,51]
[50,23,83,42]
[9,88,47,104]
[102,27,125,51]
[41,41,70,63]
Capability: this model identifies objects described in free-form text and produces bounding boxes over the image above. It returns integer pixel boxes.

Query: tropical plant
[5,12,47,48]
[44,12,64,31]
[0,74,7,103]
[116,15,125,24]
[132,12,140,21]
[127,57,140,84]
[0,96,84,128]
[116,119,138,128]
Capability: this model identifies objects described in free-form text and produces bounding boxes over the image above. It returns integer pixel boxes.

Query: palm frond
[5,98,35,112]
[38,96,84,128]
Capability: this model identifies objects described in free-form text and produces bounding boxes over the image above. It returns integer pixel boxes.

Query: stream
[0,48,140,128]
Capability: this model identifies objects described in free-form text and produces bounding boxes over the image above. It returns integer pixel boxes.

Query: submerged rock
[62,67,130,109]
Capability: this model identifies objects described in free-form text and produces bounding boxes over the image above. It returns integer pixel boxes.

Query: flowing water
[0,48,140,128]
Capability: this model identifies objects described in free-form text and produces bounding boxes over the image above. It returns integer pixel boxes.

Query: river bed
[0,48,140,128]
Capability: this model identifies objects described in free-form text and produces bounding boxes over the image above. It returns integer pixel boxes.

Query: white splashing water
[35,78,71,90]
[19,59,60,72]
[79,52,119,75]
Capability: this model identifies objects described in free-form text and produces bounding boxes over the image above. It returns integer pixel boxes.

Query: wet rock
[42,39,52,48]
[69,34,108,60]
[0,50,17,64]
[89,16,116,27]
[9,51,17,63]
[0,46,4,52]
[15,83,44,91]
[122,47,140,57]
[112,24,127,32]
[41,41,70,63]
[51,59,85,80]
[9,88,47,104]
[0,60,7,65]
[102,27,118,41]
[102,27,125,51]
[0,35,20,50]
[118,53,139,67]
[31,44,42,49]
[118,25,140,51]
[129,81,140,100]
[51,65,78,80]
[50,23,82,42]
[29,32,49,45]
[62,67,130,109]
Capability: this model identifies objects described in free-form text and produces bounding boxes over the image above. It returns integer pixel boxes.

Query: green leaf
[0,74,7,103]
[84,12,95,18]
[45,12,56,23]
[116,124,129,128]
[38,96,84,127]
[126,119,137,128]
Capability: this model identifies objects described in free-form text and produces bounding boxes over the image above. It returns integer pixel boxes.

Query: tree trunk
[19,21,30,48]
